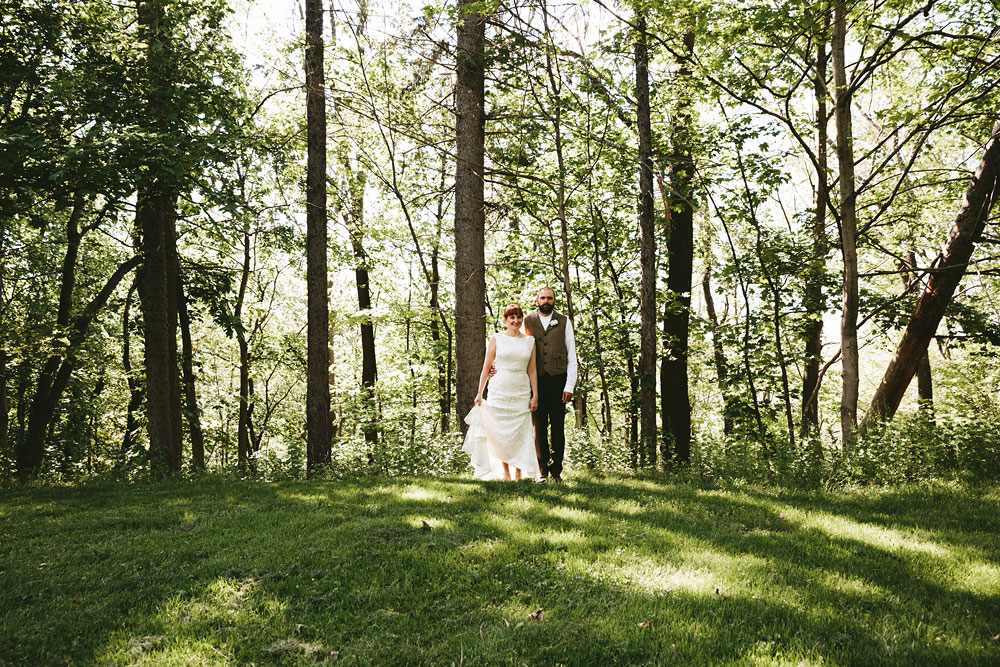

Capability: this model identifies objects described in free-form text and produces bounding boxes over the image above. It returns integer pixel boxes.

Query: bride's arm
[475,336,496,405]
[527,345,539,411]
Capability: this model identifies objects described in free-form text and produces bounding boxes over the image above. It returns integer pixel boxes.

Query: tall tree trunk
[660,30,696,466]
[305,0,331,473]
[121,279,144,463]
[454,0,487,433]
[177,273,204,469]
[635,15,657,467]
[137,0,182,474]
[832,0,859,449]
[863,119,1000,430]
[802,31,830,438]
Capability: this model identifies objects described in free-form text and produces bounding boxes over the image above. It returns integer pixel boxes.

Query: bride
[462,304,540,481]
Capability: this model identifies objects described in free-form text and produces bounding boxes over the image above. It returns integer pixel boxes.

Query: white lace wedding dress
[462,334,540,480]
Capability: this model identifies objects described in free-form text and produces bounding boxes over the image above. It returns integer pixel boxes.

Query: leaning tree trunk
[635,15,657,467]
[863,120,1000,431]
[660,29,696,466]
[305,0,331,473]
[454,0,487,434]
[833,0,859,450]
[802,32,830,438]
[17,195,86,475]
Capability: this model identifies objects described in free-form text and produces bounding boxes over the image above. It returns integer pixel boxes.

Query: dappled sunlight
[817,570,890,599]
[616,557,716,595]
[545,504,600,525]
[526,528,587,547]
[952,560,1000,593]
[94,575,294,665]
[405,515,455,531]
[4,477,999,664]
[786,507,952,558]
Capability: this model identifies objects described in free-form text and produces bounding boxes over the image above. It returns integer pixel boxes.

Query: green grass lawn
[1,474,998,665]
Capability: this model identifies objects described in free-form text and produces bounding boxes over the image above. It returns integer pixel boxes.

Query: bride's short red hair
[503,304,523,319]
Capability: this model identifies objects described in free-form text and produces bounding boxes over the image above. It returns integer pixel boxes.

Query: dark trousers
[533,372,567,478]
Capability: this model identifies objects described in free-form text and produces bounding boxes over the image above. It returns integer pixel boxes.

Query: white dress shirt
[524,312,578,395]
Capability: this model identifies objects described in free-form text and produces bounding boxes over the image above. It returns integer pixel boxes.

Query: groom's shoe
[550,474,562,483]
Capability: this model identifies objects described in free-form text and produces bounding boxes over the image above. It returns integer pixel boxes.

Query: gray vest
[525,310,569,376]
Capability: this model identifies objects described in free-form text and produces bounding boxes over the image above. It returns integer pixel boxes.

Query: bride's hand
[529,396,538,412]
[475,394,483,406]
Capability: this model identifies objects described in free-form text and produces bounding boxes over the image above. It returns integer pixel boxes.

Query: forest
[2,0,1000,485]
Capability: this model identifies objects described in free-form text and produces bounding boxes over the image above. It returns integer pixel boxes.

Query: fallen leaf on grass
[991,634,999,640]
[638,621,652,628]
[529,609,543,621]
[73,597,83,603]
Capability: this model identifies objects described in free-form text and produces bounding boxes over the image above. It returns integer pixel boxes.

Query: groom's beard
[538,304,554,315]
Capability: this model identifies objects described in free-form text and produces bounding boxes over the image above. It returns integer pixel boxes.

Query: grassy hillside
[1,475,998,665]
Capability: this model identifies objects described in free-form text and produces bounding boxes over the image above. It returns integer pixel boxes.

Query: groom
[523,287,577,482]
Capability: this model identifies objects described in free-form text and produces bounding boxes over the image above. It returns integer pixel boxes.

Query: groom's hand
[562,392,573,403]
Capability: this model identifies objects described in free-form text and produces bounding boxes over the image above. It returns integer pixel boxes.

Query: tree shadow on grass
[1,476,998,664]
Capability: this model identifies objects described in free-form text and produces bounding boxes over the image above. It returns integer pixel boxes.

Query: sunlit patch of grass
[1,475,999,664]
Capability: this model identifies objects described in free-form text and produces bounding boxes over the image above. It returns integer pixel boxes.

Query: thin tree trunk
[20,256,141,475]
[121,279,143,463]
[802,30,830,438]
[346,170,379,451]
[601,231,639,465]
[0,345,7,461]
[635,15,657,467]
[702,268,733,436]
[305,0,331,473]
[660,29,696,466]
[590,214,612,437]
[235,228,252,475]
[833,0,859,449]
[177,273,204,469]
[454,0,487,433]
[0,239,6,458]
[431,158,450,433]
[16,194,86,475]
[164,206,183,467]
[900,252,934,422]
[863,119,1000,430]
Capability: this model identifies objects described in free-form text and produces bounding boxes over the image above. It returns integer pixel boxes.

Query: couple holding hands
[462,287,578,482]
